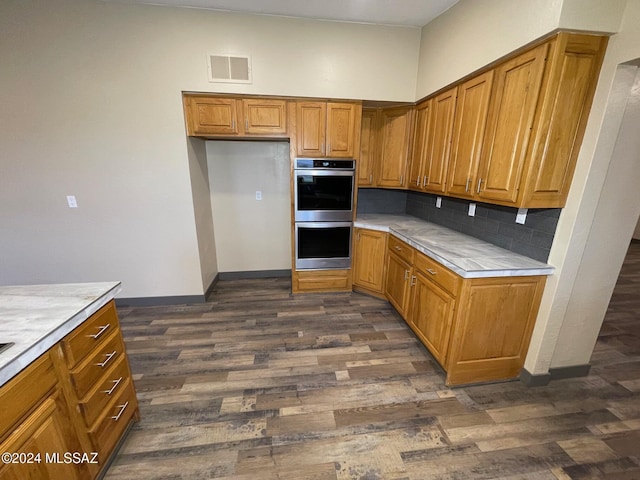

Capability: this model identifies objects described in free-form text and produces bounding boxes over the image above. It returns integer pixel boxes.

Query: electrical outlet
[436,196,442,208]
[516,208,528,224]
[468,202,476,216]
[255,191,262,201]
[66,195,78,208]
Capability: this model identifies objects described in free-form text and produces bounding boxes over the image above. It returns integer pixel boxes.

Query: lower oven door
[295,222,352,270]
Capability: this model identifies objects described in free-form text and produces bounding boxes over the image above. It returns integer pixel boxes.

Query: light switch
[436,196,442,208]
[255,191,262,201]
[66,195,78,208]
[468,202,476,217]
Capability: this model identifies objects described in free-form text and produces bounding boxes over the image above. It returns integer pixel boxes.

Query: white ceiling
[102,0,460,27]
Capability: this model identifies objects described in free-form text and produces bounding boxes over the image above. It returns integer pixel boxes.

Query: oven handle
[294,169,355,176]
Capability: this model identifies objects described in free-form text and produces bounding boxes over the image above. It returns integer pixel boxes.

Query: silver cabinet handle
[245,119,249,130]
[400,175,404,185]
[427,268,437,275]
[477,178,483,193]
[95,351,117,368]
[404,270,410,280]
[103,376,123,395]
[369,174,373,183]
[87,324,110,339]
[112,401,129,421]
[465,178,471,192]
[410,275,416,286]
[424,176,428,186]
[395,245,402,251]
[416,175,421,187]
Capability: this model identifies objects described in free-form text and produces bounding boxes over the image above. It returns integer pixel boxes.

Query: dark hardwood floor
[105,242,640,479]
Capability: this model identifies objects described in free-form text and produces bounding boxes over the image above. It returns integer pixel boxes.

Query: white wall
[0,0,420,297]
[207,141,291,273]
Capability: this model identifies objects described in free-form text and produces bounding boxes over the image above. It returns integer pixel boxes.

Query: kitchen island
[0,282,138,479]
[353,214,554,385]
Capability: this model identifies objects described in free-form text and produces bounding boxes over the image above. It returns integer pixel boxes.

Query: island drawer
[0,353,57,439]
[78,355,131,428]
[388,236,415,264]
[69,330,126,400]
[62,300,119,368]
[89,378,137,459]
[414,251,461,296]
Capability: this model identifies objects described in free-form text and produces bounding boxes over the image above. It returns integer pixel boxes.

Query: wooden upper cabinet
[423,87,458,194]
[184,96,239,136]
[477,43,548,204]
[296,101,359,158]
[446,71,494,199]
[241,99,287,135]
[377,106,413,188]
[408,100,432,191]
[184,95,289,138]
[296,101,327,156]
[326,102,358,158]
[521,33,608,207]
[358,109,379,186]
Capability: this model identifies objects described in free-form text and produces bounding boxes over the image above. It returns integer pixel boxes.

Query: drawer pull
[427,268,437,275]
[95,351,117,368]
[87,324,110,340]
[111,401,129,422]
[395,246,402,251]
[410,275,417,286]
[404,270,410,280]
[103,376,123,395]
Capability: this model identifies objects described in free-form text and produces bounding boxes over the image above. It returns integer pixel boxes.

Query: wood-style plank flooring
[106,242,640,479]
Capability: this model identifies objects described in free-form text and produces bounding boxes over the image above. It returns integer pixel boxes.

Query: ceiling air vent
[207,54,252,84]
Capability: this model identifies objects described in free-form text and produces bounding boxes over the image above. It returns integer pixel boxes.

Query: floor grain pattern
[105,242,640,479]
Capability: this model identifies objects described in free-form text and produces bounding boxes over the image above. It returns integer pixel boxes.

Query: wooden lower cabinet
[0,301,138,480]
[408,271,456,367]
[293,269,352,294]
[384,237,547,385]
[352,228,387,296]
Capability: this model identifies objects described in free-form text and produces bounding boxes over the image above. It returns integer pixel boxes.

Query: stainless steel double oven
[293,158,355,270]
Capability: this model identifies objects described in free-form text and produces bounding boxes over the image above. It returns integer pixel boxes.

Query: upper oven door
[294,169,354,222]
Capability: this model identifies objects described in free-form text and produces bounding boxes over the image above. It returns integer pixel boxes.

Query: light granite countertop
[355,214,554,278]
[0,282,121,387]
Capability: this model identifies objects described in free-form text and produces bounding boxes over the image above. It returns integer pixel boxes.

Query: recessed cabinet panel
[423,87,457,194]
[296,102,327,156]
[477,44,548,204]
[326,102,357,158]
[384,252,412,318]
[353,228,387,294]
[187,97,238,135]
[446,71,494,199]
[377,107,413,188]
[242,99,287,134]
[408,100,432,191]
[358,109,378,186]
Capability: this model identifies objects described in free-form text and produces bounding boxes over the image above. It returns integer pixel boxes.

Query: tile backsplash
[357,189,560,262]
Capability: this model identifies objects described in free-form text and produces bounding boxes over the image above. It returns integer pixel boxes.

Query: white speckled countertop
[0,282,121,387]
[355,214,554,278]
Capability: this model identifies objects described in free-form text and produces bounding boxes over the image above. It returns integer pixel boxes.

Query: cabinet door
[447,71,494,199]
[408,272,456,367]
[424,87,457,194]
[446,276,545,386]
[408,100,432,191]
[384,252,412,318]
[477,44,548,204]
[522,33,607,207]
[0,390,88,480]
[377,107,413,188]
[296,102,326,157]
[353,228,387,293]
[186,97,239,135]
[358,109,378,186]
[242,99,287,135]
[326,102,358,158]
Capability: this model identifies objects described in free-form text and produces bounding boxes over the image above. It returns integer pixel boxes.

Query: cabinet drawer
[69,331,125,400]
[0,353,57,438]
[414,252,461,296]
[62,301,119,368]
[295,269,352,293]
[388,236,415,264]
[79,356,130,428]
[89,378,137,458]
